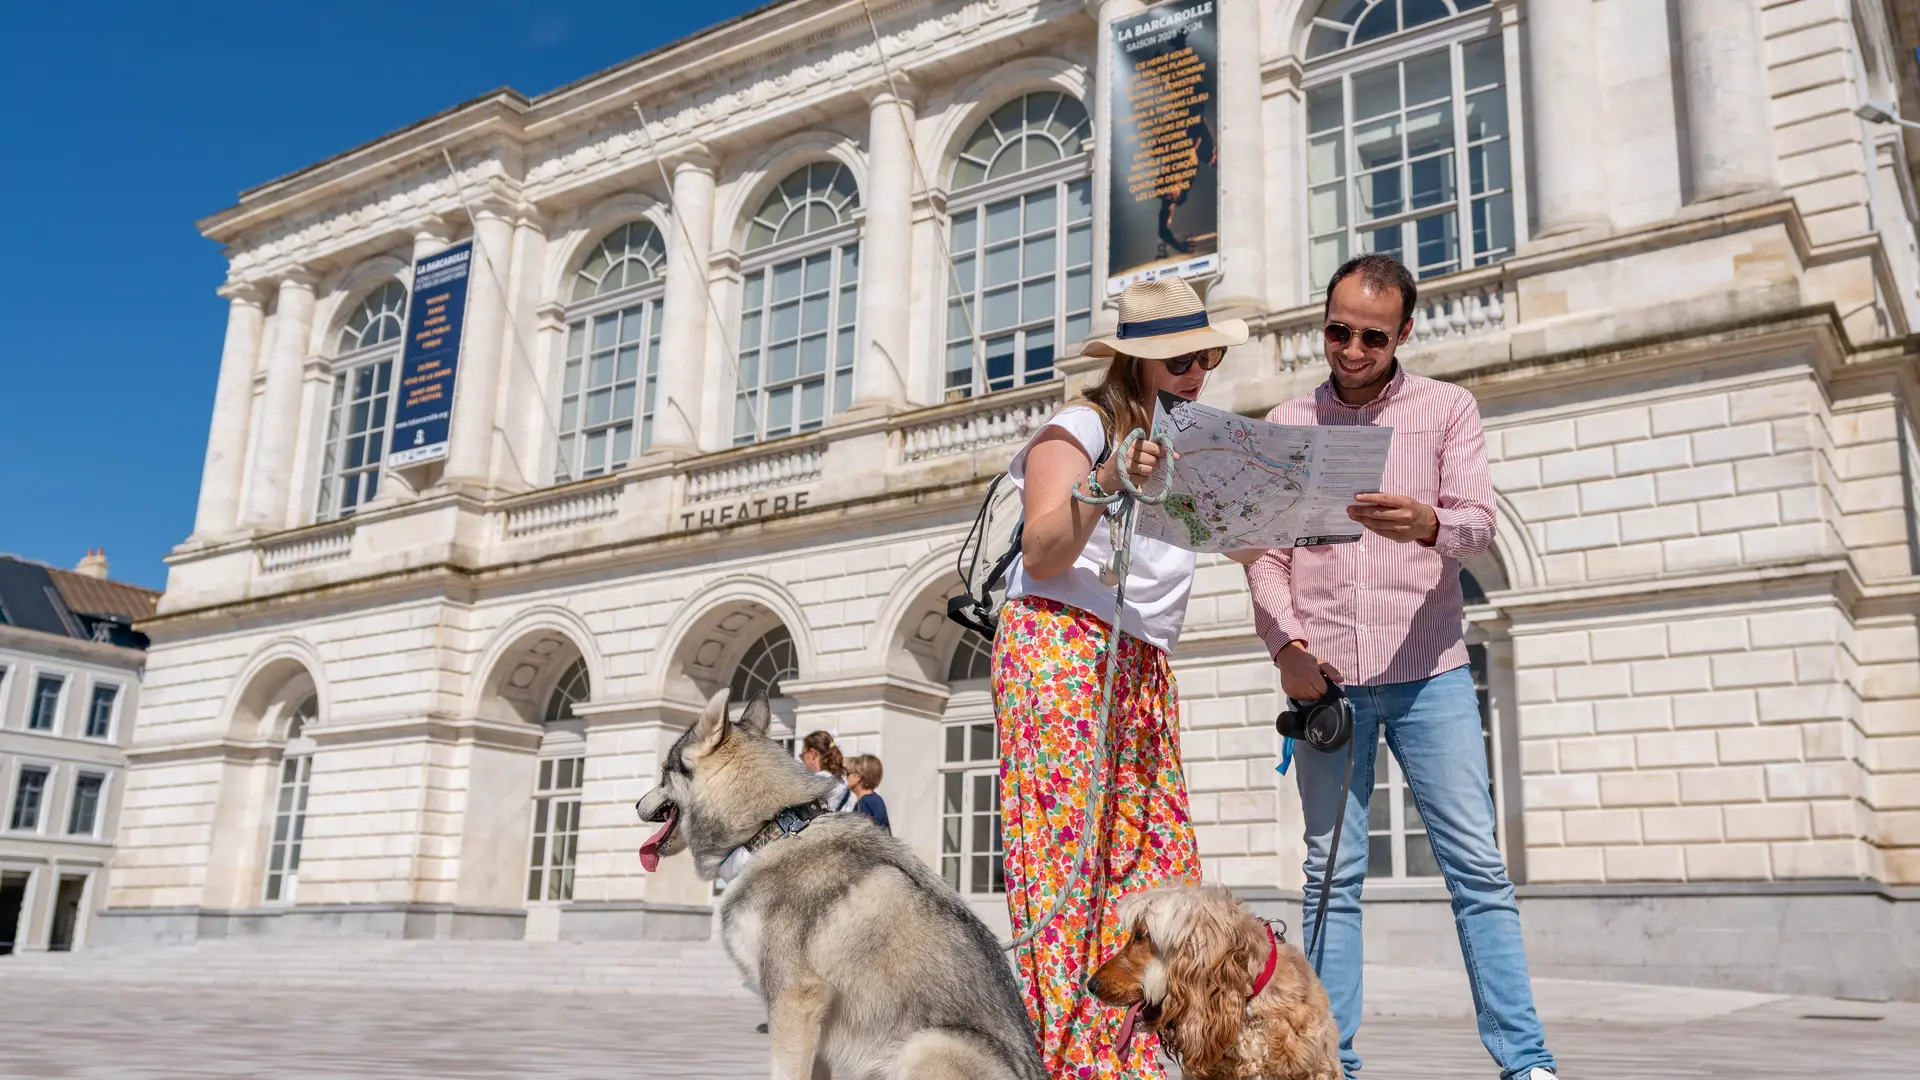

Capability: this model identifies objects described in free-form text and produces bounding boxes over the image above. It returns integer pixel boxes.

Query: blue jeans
[1295,666,1554,1080]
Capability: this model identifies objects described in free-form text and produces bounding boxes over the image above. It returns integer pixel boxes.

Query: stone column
[242,272,316,530]
[650,148,717,457]
[1523,0,1610,237]
[1676,0,1775,201]
[442,204,515,492]
[1210,0,1267,316]
[1086,0,1145,342]
[850,83,915,413]
[189,283,266,541]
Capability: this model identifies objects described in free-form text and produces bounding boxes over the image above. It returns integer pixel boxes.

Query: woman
[800,730,854,812]
[993,277,1247,1079]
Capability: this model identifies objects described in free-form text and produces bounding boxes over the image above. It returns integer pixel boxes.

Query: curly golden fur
[1088,883,1341,1080]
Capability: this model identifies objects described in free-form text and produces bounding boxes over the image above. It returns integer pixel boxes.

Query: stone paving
[2,974,1916,1078]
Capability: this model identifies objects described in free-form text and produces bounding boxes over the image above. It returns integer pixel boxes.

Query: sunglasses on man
[1323,322,1398,351]
[1155,348,1226,376]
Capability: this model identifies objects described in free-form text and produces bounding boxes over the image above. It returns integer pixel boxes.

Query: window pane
[1404,50,1451,107]
[771,261,801,302]
[1025,187,1057,229]
[985,243,1020,288]
[943,772,964,814]
[1308,132,1345,186]
[1408,154,1455,209]
[802,294,829,333]
[985,199,1021,244]
[1353,67,1400,122]
[800,380,825,427]
[1405,103,1453,160]
[1465,89,1508,141]
[1463,35,1505,93]
[1470,140,1510,196]
[1309,182,1347,236]
[803,254,831,294]
[950,209,977,251]
[1354,118,1401,171]
[1405,831,1441,877]
[1306,82,1343,134]
[945,726,965,763]
[770,342,798,383]
[969,723,994,761]
[800,335,828,377]
[1067,179,1092,222]
[983,287,1019,332]
[1066,223,1092,268]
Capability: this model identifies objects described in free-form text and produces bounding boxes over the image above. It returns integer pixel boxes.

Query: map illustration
[1135,393,1393,553]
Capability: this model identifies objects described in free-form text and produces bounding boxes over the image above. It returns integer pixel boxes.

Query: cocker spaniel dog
[1088,883,1340,1080]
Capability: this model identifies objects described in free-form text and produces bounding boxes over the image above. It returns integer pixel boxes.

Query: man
[1244,254,1557,1080]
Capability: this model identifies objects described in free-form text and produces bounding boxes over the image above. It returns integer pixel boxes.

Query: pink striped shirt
[1246,367,1495,686]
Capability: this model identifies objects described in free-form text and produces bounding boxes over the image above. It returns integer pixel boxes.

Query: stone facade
[104,0,1920,997]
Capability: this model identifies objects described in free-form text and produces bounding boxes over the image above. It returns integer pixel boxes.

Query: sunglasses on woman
[1157,348,1226,376]
[1324,322,1397,351]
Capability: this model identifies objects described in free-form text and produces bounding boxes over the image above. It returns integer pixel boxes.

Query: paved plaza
[3,965,1917,1079]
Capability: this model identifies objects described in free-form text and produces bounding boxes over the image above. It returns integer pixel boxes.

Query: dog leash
[1308,735,1356,972]
[1000,426,1173,954]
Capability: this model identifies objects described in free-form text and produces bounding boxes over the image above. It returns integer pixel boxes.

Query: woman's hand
[1094,434,1168,495]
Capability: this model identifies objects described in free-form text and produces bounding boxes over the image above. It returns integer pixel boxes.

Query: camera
[1275,682,1354,752]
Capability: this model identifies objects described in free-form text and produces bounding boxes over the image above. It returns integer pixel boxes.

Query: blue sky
[0,1,764,590]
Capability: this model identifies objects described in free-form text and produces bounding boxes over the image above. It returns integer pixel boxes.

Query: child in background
[844,754,890,834]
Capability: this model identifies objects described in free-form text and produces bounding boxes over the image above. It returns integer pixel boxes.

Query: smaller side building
[0,552,155,953]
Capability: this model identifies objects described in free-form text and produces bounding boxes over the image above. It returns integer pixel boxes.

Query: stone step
[0,940,755,998]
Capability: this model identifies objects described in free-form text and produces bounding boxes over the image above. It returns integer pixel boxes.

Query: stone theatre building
[106,0,1920,999]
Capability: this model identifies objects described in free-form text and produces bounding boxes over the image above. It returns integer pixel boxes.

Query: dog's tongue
[1116,1001,1143,1056]
[638,806,678,872]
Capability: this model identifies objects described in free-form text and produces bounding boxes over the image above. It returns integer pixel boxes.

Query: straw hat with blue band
[1081,277,1249,360]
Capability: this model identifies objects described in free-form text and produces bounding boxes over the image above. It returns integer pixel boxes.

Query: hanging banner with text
[1107,0,1220,295]
[387,241,474,468]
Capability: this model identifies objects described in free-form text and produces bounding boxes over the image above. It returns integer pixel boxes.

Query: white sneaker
[1527,1070,1557,1080]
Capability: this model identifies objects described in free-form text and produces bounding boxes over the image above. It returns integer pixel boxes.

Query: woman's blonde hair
[1075,353,1152,449]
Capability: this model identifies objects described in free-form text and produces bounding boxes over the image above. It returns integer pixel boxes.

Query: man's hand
[1276,642,1344,702]
[1348,492,1438,544]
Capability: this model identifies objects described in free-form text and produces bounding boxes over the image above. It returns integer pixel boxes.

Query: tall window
[1367,568,1499,879]
[67,773,104,836]
[527,756,584,902]
[264,696,318,903]
[29,675,62,732]
[736,163,861,444]
[10,766,49,831]
[85,684,117,739]
[1303,0,1512,290]
[559,223,666,481]
[940,635,1003,895]
[945,92,1093,401]
[317,280,407,520]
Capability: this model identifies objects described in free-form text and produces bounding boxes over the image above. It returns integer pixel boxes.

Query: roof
[0,556,159,650]
[47,567,161,623]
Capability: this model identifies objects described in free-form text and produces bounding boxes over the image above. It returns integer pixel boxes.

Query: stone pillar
[190,283,266,541]
[650,148,717,457]
[1676,0,1775,201]
[242,272,316,530]
[1086,0,1145,341]
[442,204,515,492]
[1210,0,1267,316]
[850,84,915,413]
[1523,0,1610,237]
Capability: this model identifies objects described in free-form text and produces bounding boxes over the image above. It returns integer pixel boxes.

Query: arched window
[1301,0,1513,291]
[944,92,1093,400]
[557,222,667,482]
[730,626,798,702]
[947,633,993,683]
[939,635,1002,895]
[264,695,317,903]
[542,657,590,724]
[317,281,408,520]
[735,163,861,444]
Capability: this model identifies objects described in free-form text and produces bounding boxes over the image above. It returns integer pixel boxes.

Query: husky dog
[636,688,1046,1080]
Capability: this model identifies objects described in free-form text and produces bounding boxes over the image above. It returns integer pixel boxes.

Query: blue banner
[387,241,474,468]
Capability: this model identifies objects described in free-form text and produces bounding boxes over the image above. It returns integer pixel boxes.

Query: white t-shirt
[1004,405,1196,653]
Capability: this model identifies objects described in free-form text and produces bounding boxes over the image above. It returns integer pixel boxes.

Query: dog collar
[1249,922,1280,999]
[718,802,823,883]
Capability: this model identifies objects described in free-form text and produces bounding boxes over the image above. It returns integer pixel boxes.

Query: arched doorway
[524,656,589,940]
[728,625,800,753]
[263,696,318,904]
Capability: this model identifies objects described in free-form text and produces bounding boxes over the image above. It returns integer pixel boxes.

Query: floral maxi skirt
[993,595,1202,1079]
